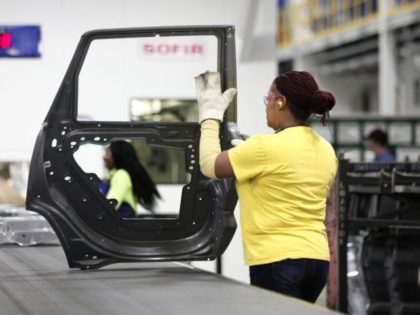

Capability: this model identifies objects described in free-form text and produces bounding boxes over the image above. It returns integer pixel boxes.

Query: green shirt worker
[102,140,160,218]
[195,71,338,303]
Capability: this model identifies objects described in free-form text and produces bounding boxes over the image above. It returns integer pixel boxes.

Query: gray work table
[0,245,340,315]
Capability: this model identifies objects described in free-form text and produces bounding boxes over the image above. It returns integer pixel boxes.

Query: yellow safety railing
[277,0,420,49]
[388,0,420,16]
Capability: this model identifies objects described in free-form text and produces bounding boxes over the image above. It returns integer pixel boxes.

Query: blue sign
[0,26,41,57]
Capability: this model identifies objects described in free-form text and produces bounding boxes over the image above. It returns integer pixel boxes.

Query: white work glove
[195,71,237,123]
[231,139,245,147]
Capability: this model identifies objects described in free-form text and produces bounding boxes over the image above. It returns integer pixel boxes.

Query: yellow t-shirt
[228,126,337,266]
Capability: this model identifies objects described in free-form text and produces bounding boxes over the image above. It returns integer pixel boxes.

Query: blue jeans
[118,202,136,218]
[249,259,329,303]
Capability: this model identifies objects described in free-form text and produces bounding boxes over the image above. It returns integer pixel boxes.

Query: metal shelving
[310,117,420,162]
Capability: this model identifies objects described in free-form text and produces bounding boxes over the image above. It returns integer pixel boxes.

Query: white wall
[0,0,276,161]
[0,0,277,283]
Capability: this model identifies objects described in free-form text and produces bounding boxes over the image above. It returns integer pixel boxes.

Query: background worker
[195,71,337,303]
[102,140,161,218]
[366,128,395,162]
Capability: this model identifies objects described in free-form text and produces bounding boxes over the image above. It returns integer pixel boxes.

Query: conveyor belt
[0,245,340,315]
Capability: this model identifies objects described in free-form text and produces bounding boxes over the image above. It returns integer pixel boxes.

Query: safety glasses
[263,94,282,106]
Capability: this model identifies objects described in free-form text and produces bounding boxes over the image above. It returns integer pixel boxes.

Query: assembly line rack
[336,160,420,314]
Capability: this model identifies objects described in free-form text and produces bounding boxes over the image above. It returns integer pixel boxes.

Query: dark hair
[110,140,161,210]
[274,71,335,125]
[367,129,389,147]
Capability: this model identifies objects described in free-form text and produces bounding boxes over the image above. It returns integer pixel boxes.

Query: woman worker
[195,71,337,303]
[102,140,160,218]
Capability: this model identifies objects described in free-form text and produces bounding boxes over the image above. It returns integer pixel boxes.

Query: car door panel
[27,26,238,269]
